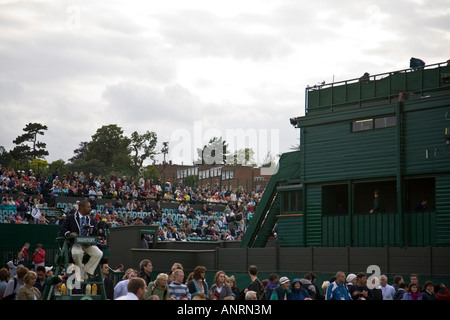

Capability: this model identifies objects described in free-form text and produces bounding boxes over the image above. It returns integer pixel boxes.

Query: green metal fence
[0,224,60,267]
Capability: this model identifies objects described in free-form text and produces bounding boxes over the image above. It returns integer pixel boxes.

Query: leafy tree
[29,158,49,174]
[130,130,158,171]
[83,124,131,169]
[11,122,49,161]
[142,165,160,181]
[232,148,256,166]
[69,141,88,162]
[161,141,169,164]
[0,146,12,167]
[70,158,108,176]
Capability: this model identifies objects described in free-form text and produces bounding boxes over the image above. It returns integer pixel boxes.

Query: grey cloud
[154,9,295,61]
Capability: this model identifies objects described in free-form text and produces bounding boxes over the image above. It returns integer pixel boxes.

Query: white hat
[279,276,290,285]
[346,273,357,282]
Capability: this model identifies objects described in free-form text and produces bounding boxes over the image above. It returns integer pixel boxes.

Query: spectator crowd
[1,165,266,242]
[2,256,449,301]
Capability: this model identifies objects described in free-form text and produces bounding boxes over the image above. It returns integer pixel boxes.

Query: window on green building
[351,116,396,132]
[281,190,303,213]
[353,180,397,214]
[374,116,396,129]
[322,184,348,215]
[352,119,373,132]
[406,178,435,213]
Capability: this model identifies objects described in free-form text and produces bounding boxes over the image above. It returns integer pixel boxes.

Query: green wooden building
[242,61,450,248]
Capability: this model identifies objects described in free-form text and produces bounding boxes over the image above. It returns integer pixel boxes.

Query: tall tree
[232,148,257,166]
[11,122,49,161]
[83,124,131,169]
[0,146,12,167]
[161,141,169,164]
[130,130,158,171]
[69,141,88,162]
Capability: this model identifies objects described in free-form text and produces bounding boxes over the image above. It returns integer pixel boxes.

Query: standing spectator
[91,263,114,300]
[228,275,240,300]
[409,273,420,289]
[380,275,395,300]
[369,189,385,214]
[369,277,383,300]
[0,267,10,299]
[209,270,233,300]
[19,243,30,263]
[17,270,41,300]
[264,273,279,300]
[309,272,324,300]
[434,283,450,300]
[290,278,311,300]
[394,282,407,300]
[138,259,153,286]
[392,274,404,292]
[352,272,373,300]
[32,243,46,271]
[2,265,28,300]
[169,269,191,300]
[300,274,317,299]
[325,271,352,300]
[346,273,357,296]
[240,265,265,300]
[146,273,170,300]
[403,282,422,300]
[6,261,16,278]
[115,277,147,300]
[17,252,28,268]
[31,204,41,224]
[114,269,138,300]
[187,265,209,300]
[421,281,438,300]
[34,266,47,296]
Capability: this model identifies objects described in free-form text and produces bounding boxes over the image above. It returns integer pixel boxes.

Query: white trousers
[71,243,103,275]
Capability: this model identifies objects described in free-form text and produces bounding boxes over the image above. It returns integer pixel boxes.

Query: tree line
[0,123,277,181]
[0,123,167,180]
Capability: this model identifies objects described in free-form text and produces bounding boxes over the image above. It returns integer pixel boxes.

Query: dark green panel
[303,121,397,182]
[322,215,350,247]
[352,213,399,247]
[405,212,436,247]
[436,176,450,245]
[404,106,450,175]
[305,185,322,246]
[276,215,304,247]
[0,224,60,266]
[305,63,450,114]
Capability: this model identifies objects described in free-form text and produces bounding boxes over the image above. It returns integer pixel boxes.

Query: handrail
[305,61,450,113]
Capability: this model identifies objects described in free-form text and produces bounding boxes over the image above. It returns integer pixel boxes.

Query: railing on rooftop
[305,61,450,115]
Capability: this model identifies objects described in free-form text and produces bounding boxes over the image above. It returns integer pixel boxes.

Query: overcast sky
[1,0,449,166]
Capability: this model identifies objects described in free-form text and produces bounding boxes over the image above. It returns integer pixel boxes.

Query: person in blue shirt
[326,271,352,300]
[291,278,311,300]
[380,275,396,300]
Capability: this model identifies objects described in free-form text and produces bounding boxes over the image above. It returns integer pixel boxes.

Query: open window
[353,180,397,214]
[322,184,348,215]
[405,177,435,213]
